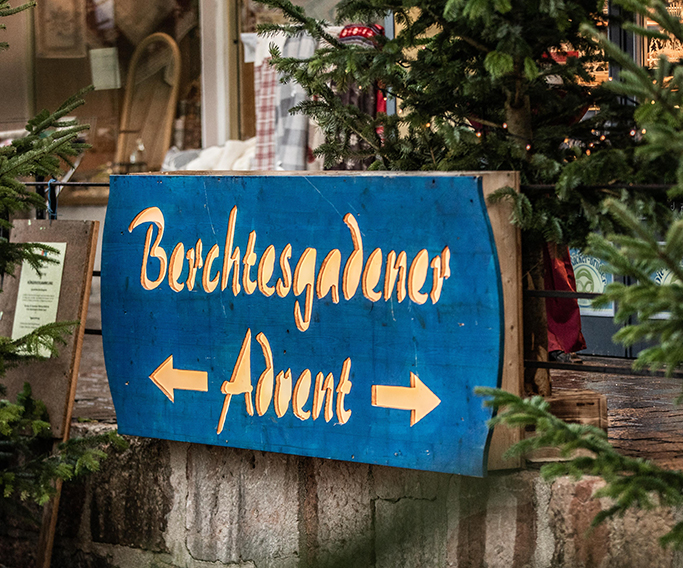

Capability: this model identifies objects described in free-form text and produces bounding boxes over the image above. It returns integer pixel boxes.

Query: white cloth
[240,33,258,63]
[177,137,256,171]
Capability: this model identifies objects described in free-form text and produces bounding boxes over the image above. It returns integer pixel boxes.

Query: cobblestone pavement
[72,286,115,423]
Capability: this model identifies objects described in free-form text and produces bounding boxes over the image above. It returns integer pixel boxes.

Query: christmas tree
[256,0,671,393]
[0,0,125,516]
[257,0,683,544]
[485,0,683,546]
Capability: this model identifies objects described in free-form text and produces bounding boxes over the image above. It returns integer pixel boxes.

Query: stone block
[371,463,449,501]
[56,479,87,539]
[451,474,490,567]
[375,494,448,568]
[238,451,300,568]
[446,471,539,568]
[185,445,299,567]
[483,475,530,568]
[51,549,117,568]
[0,492,45,568]
[601,504,674,568]
[185,444,242,564]
[548,476,611,567]
[89,437,172,552]
[534,475,555,568]
[313,459,373,568]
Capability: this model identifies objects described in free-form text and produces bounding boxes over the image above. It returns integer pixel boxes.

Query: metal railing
[27,180,108,335]
[521,182,681,378]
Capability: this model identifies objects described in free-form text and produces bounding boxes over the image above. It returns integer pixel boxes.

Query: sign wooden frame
[482,172,523,470]
[0,219,99,568]
[0,220,99,439]
[102,172,522,475]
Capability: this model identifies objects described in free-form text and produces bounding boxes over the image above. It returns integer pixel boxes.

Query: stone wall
[1,430,681,568]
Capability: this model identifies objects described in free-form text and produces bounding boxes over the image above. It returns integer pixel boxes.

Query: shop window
[1,0,202,182]
[645,0,683,67]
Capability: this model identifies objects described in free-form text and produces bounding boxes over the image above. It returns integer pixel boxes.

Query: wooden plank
[481,172,524,471]
[553,363,683,470]
[103,172,504,476]
[36,465,64,568]
[525,388,607,463]
[0,220,99,438]
[0,220,99,568]
[546,389,608,430]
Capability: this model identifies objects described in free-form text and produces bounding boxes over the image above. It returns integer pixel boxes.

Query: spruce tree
[484,0,683,546]
[257,0,683,544]
[256,0,660,393]
[0,0,125,516]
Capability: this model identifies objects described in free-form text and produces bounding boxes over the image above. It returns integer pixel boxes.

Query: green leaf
[493,0,512,13]
[484,51,514,78]
[523,57,539,80]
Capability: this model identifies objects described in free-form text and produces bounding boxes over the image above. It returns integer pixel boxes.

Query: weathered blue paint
[102,173,503,476]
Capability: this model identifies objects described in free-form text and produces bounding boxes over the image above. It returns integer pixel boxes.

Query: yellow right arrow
[371,372,441,426]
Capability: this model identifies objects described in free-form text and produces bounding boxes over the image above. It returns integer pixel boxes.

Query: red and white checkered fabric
[254,61,278,171]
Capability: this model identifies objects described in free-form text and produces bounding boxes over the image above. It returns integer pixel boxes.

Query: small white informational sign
[651,265,679,319]
[11,242,67,356]
[569,248,615,317]
[89,47,122,91]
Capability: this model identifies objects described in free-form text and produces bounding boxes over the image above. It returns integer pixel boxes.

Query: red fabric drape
[543,243,587,354]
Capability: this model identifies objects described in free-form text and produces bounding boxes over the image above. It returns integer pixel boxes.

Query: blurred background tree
[488,0,683,547]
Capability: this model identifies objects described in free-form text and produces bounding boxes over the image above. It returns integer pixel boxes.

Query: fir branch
[0,1,34,18]
[26,86,93,135]
[0,133,78,178]
[256,0,344,48]
[0,380,128,507]
[10,320,77,360]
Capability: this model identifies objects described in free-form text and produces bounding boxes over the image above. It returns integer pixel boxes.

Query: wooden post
[481,172,525,471]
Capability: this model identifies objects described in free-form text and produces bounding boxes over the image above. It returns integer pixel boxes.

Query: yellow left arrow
[149,355,209,403]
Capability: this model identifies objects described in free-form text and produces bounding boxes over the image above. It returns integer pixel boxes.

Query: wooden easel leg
[36,442,64,568]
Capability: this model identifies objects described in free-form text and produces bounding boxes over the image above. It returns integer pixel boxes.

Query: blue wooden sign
[102,173,503,476]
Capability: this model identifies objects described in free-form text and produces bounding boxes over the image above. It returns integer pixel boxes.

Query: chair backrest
[115,32,181,172]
